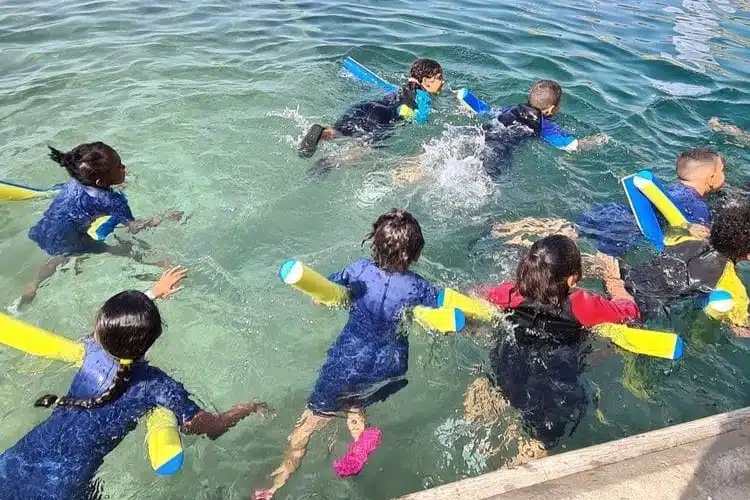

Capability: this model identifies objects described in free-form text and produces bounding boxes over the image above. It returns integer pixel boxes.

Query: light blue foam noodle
[622,173,666,252]
[456,88,493,114]
[342,57,398,93]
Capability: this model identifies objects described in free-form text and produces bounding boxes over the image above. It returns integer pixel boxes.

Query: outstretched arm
[184,402,272,440]
[128,210,183,234]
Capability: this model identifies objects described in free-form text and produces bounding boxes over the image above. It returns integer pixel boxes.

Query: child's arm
[596,252,636,304]
[128,210,183,234]
[185,402,272,440]
[540,118,609,152]
[709,118,750,145]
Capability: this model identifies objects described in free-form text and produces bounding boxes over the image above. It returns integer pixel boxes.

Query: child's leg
[463,377,507,424]
[490,217,578,247]
[346,408,367,440]
[20,256,68,306]
[257,409,331,497]
[391,154,428,187]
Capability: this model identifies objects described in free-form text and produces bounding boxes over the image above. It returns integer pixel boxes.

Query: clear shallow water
[1,1,749,498]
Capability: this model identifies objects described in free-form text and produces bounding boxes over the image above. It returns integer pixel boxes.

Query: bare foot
[250,489,274,500]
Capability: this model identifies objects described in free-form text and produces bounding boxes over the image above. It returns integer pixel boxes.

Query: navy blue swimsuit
[307,259,438,415]
[0,340,200,500]
[29,180,135,256]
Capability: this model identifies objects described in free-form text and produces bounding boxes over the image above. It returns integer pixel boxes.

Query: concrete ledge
[399,407,750,500]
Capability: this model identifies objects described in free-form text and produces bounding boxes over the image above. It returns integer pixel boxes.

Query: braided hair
[48,142,121,186]
[35,291,162,410]
[362,209,425,274]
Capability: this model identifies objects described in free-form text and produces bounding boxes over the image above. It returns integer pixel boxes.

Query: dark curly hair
[514,234,582,310]
[35,291,162,410]
[710,203,750,263]
[362,209,425,273]
[48,141,121,186]
[528,80,563,111]
[408,58,443,82]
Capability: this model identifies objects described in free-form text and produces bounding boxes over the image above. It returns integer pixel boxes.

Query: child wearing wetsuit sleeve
[464,236,638,458]
[298,59,444,158]
[252,209,440,500]
[622,203,750,336]
[0,270,269,500]
[22,142,182,306]
[577,147,724,256]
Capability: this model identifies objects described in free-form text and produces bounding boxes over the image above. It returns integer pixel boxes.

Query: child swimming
[490,148,725,257]
[21,142,182,305]
[622,203,750,335]
[298,58,444,158]
[392,80,607,185]
[252,209,440,500]
[0,267,269,500]
[464,236,638,457]
[577,147,725,255]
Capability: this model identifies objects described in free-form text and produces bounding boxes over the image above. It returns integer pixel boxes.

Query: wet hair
[514,235,582,310]
[676,147,721,181]
[48,141,119,186]
[528,80,563,111]
[362,209,425,273]
[35,291,162,410]
[709,203,750,263]
[409,58,443,82]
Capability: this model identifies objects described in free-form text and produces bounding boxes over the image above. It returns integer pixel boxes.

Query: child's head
[676,147,725,194]
[48,141,126,188]
[35,291,162,409]
[408,58,444,94]
[710,203,750,263]
[515,234,582,309]
[528,80,563,117]
[364,209,425,273]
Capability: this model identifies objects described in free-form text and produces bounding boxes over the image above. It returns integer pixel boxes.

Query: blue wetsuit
[0,339,200,500]
[577,183,710,257]
[308,259,438,415]
[29,180,134,256]
[481,104,577,177]
[333,85,432,143]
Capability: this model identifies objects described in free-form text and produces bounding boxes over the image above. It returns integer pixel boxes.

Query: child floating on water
[621,203,750,335]
[490,147,725,257]
[463,236,638,458]
[21,142,182,306]
[392,80,607,185]
[577,147,724,256]
[0,267,270,500]
[298,58,444,158]
[252,209,441,500]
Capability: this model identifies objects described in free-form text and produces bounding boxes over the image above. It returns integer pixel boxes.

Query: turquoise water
[1,0,749,498]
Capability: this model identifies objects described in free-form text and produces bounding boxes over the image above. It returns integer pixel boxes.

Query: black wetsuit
[623,240,727,319]
[333,84,428,142]
[481,103,543,178]
[489,300,590,449]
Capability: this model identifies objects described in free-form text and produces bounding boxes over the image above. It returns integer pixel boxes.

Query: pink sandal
[333,427,382,477]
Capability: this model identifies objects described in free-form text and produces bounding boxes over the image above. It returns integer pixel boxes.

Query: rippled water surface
[1,1,749,499]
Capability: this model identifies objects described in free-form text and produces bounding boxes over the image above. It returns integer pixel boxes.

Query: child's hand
[595,252,621,281]
[578,133,610,150]
[150,266,187,299]
[687,224,710,240]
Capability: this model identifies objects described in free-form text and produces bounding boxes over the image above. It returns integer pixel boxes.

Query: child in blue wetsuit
[253,209,439,500]
[0,269,268,500]
[298,58,444,158]
[578,147,724,256]
[21,142,182,306]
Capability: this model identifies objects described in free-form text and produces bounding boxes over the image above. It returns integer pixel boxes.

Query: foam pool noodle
[0,313,184,476]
